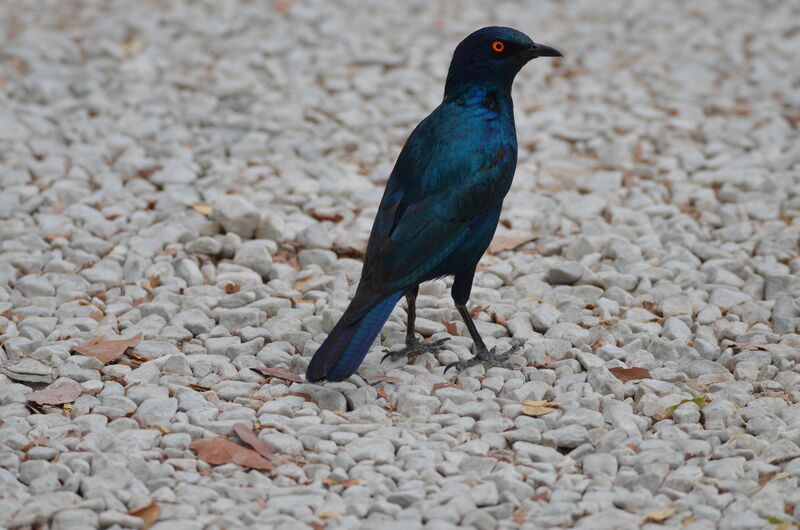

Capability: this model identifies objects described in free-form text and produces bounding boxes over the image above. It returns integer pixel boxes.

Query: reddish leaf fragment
[469,305,488,318]
[129,503,161,530]
[322,478,360,487]
[609,367,652,382]
[442,321,458,335]
[492,312,507,326]
[487,236,536,254]
[512,506,528,524]
[71,332,143,364]
[233,423,274,459]
[250,366,302,383]
[432,381,462,392]
[189,437,274,470]
[376,388,388,399]
[224,283,241,294]
[28,381,82,405]
[309,209,344,223]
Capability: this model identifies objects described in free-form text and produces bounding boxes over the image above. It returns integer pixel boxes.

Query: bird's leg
[444,271,522,373]
[443,303,521,373]
[382,286,449,363]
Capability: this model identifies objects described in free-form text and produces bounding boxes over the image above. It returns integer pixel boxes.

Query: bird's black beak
[522,42,562,60]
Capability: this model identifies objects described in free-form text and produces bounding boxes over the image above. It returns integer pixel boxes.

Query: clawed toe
[381,337,450,364]
[444,343,523,373]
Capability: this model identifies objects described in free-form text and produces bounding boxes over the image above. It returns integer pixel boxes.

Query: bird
[306,26,561,382]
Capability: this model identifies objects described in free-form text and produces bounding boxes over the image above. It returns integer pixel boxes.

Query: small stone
[134,397,178,427]
[530,304,560,332]
[210,195,261,239]
[1,358,55,383]
[546,261,584,285]
[233,240,272,278]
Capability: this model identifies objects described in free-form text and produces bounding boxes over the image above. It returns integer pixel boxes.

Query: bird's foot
[382,337,450,363]
[444,343,523,373]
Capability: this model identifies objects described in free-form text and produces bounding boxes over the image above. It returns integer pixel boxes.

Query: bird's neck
[444,82,512,107]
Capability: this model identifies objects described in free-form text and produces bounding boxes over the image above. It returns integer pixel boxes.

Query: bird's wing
[345,105,516,323]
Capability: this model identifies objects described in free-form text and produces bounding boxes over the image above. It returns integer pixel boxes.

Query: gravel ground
[1,0,800,528]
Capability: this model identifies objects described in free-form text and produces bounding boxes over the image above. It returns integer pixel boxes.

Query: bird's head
[444,26,561,98]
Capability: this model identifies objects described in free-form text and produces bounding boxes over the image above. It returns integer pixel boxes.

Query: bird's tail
[306,291,403,382]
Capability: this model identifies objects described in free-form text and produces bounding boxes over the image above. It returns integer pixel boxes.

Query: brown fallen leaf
[512,505,528,524]
[317,512,342,519]
[759,471,778,487]
[71,332,143,364]
[224,283,241,294]
[189,437,274,470]
[609,367,652,382]
[309,523,326,530]
[442,321,458,335]
[730,341,769,351]
[250,366,302,383]
[432,381,462,392]
[492,312,507,326]
[309,209,344,223]
[129,503,161,530]
[44,233,70,241]
[520,400,562,417]
[487,236,536,254]
[191,203,213,216]
[643,506,677,523]
[322,478,360,488]
[376,388,388,399]
[233,423,274,459]
[27,381,82,405]
[469,305,488,318]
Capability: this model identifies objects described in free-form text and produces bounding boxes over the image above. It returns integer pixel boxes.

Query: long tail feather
[306,291,402,382]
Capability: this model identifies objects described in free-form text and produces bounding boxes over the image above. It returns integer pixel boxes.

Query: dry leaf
[309,209,344,223]
[191,203,213,216]
[520,400,561,417]
[368,375,403,383]
[71,332,143,364]
[233,423,274,459]
[492,312,507,326]
[188,383,212,392]
[609,367,651,382]
[442,321,458,335]
[376,388,388,399]
[643,506,676,523]
[129,503,161,530]
[432,381,461,392]
[27,381,82,405]
[512,506,528,524]
[224,283,241,294]
[487,236,536,254]
[250,366,302,383]
[293,277,312,291]
[759,471,778,487]
[189,437,274,470]
[730,341,769,351]
[322,478,360,488]
[309,523,326,530]
[469,305,488,318]
[317,512,342,519]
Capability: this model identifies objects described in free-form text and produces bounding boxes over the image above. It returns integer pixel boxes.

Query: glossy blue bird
[306,27,562,382]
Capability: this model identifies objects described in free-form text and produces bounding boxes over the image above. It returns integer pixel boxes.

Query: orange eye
[491,41,505,52]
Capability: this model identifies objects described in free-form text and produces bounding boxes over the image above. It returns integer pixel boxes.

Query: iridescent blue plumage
[306,27,561,382]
